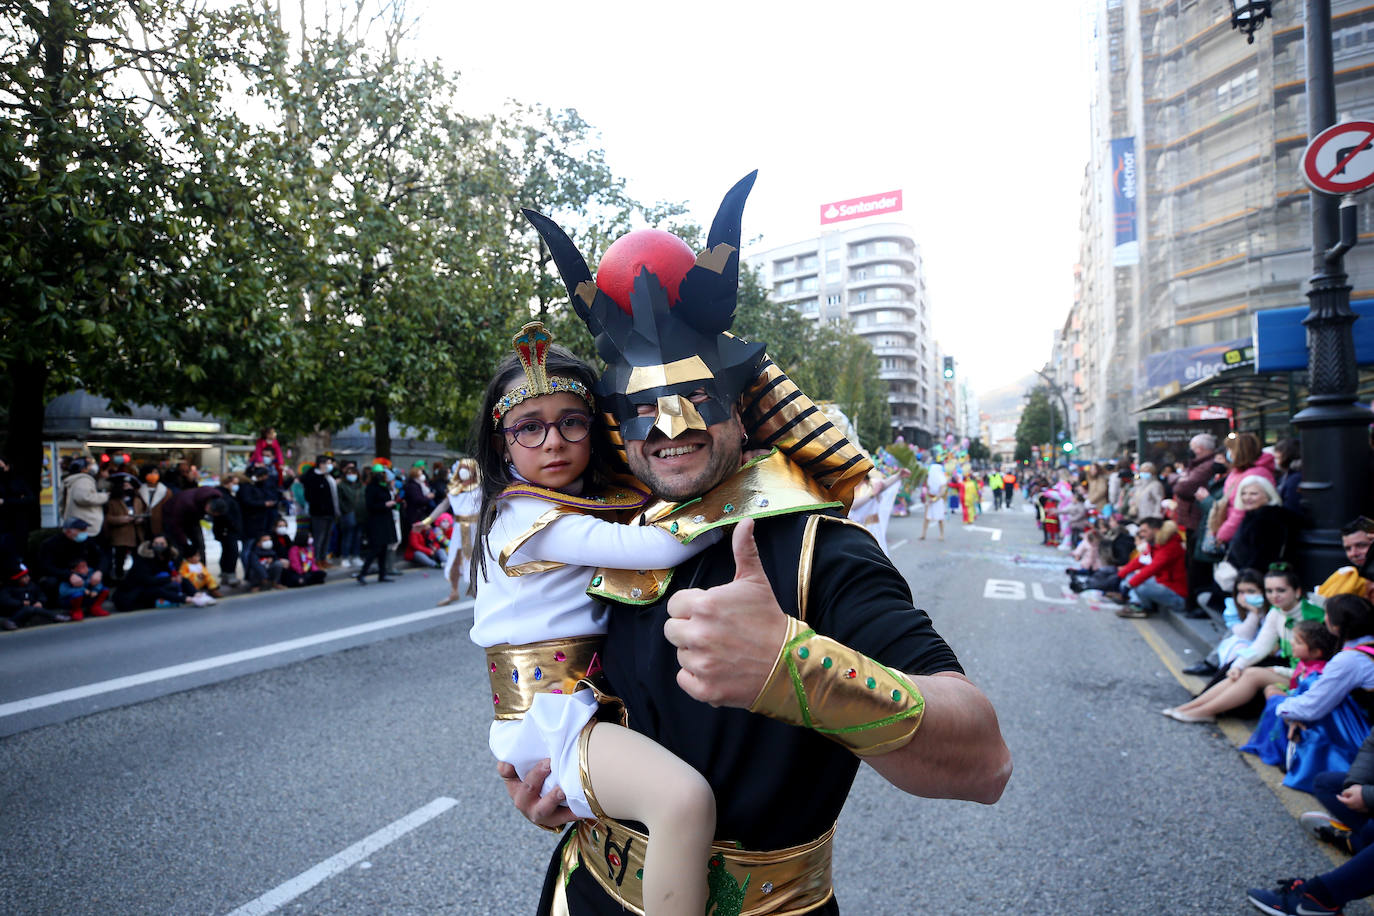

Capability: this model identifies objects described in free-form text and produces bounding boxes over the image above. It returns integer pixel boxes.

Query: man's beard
[626,425,743,503]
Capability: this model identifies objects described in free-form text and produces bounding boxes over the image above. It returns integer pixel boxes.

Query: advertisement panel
[1137,418,1231,469]
[820,190,903,225]
[1142,337,1251,393]
[1111,137,1139,266]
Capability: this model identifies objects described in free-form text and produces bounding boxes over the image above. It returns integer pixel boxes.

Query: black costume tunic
[540,509,963,914]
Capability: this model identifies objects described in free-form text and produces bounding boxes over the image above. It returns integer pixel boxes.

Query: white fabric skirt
[488,690,599,818]
[924,499,947,522]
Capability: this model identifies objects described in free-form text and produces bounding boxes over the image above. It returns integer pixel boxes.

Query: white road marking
[888,539,909,552]
[964,525,1003,541]
[0,603,472,720]
[224,797,459,916]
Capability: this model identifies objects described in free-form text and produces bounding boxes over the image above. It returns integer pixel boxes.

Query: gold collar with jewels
[586,450,841,606]
[498,478,649,513]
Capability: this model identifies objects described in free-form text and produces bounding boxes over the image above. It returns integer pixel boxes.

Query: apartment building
[747,222,948,446]
[1055,0,1374,458]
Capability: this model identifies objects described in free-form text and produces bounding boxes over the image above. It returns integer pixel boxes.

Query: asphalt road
[1,504,1366,915]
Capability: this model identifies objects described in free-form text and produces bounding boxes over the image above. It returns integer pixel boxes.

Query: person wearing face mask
[416,458,480,603]
[35,518,107,606]
[1183,568,1270,676]
[136,466,170,542]
[1127,462,1164,520]
[356,463,398,584]
[336,462,365,569]
[112,535,190,611]
[237,466,280,557]
[244,532,287,591]
[102,472,143,583]
[301,453,340,569]
[59,457,109,537]
[251,427,286,487]
[210,474,244,588]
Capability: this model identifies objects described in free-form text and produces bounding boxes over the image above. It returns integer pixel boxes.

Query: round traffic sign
[1301,120,1374,195]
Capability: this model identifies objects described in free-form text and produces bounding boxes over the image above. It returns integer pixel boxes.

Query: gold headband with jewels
[492,321,594,427]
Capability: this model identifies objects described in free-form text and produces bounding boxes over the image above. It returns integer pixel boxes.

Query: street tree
[0,0,295,522]
[1014,387,1055,463]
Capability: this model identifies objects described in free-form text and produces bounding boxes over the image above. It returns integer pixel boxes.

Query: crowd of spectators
[1025,432,1374,915]
[0,430,460,629]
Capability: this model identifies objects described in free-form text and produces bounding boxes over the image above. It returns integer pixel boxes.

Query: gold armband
[749,617,925,756]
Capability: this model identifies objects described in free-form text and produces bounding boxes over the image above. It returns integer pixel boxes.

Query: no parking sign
[1301,120,1374,195]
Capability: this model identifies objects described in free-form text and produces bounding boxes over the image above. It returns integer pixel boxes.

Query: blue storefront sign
[1111,137,1139,266]
[1143,337,1253,392]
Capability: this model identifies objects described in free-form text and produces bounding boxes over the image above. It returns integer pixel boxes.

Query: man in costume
[506,172,1010,915]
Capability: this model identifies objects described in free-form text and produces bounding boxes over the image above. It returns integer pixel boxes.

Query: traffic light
[942,356,954,379]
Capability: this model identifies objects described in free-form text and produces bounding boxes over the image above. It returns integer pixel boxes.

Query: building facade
[1056,0,1374,458]
[747,222,952,446]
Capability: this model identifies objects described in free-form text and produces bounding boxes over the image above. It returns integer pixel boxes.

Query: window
[874,287,901,300]
[854,290,868,304]
[796,298,819,315]
[799,276,819,292]
[851,268,868,281]
[773,257,792,274]
[872,263,905,278]
[873,240,901,256]
[797,254,818,270]
[827,294,842,306]
[776,280,795,296]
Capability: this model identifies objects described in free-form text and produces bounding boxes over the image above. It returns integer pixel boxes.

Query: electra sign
[820,190,903,225]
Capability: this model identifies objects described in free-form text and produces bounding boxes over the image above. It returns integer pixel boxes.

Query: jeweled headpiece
[492,321,594,427]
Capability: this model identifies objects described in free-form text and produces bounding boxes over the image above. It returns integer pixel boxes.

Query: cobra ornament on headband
[522,172,766,442]
[492,322,594,427]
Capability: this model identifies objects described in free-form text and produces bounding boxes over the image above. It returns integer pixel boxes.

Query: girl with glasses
[468,323,721,916]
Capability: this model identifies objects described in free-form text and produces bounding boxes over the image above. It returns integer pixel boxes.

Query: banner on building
[820,190,903,225]
[1110,137,1139,266]
[1141,337,1251,393]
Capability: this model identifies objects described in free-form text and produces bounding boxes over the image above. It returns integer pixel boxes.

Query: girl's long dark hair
[1326,593,1374,641]
[467,345,613,586]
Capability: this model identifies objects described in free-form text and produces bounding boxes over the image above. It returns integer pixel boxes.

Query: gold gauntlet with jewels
[749,616,925,757]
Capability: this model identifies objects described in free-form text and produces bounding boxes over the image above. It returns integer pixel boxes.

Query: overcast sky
[413,0,1094,396]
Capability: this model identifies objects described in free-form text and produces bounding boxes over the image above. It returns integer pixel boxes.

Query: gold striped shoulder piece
[741,357,872,510]
[497,480,649,512]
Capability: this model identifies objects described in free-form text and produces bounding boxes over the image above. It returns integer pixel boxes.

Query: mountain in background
[979,374,1038,415]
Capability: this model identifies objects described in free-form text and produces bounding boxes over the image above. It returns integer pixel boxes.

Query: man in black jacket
[213,475,245,587]
[237,466,280,558]
[300,454,339,569]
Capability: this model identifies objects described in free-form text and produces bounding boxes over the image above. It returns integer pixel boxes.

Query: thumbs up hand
[663,518,789,708]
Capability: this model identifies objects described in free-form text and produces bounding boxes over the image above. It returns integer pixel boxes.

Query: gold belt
[456,514,477,554]
[484,634,602,720]
[563,815,835,916]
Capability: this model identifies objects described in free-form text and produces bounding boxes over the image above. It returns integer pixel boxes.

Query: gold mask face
[651,394,708,439]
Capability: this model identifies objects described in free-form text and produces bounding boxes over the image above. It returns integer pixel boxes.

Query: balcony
[872,344,919,360]
[847,298,917,316]
[847,247,917,271]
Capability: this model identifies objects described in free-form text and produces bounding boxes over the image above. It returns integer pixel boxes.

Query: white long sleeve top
[1234,602,1316,670]
[470,493,718,648]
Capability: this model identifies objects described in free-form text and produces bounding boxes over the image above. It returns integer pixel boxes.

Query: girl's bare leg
[584,723,715,916]
[1176,667,1284,717]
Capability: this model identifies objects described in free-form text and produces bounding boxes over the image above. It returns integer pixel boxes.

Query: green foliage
[968,438,991,462]
[1014,388,1055,463]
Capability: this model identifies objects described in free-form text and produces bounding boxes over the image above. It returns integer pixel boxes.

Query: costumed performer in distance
[920,458,949,541]
[470,321,723,916]
[417,458,481,605]
[508,172,1010,916]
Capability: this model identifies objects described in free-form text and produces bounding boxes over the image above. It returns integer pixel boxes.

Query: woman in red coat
[1115,517,1187,618]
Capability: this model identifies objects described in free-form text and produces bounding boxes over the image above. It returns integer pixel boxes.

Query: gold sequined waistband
[566,815,835,916]
[484,634,602,721]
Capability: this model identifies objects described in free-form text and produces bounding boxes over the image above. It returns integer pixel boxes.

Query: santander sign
[820,190,903,225]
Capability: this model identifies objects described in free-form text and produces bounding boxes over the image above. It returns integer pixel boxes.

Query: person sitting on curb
[1298,721,1374,858]
[0,562,70,629]
[1114,517,1187,619]
[56,556,110,620]
[1163,565,1323,723]
[113,535,191,612]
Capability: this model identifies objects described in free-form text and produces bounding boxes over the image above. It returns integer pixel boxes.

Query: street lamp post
[1035,368,1074,462]
[1232,0,1372,579]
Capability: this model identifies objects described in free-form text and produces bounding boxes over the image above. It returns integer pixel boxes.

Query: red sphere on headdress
[596,229,695,315]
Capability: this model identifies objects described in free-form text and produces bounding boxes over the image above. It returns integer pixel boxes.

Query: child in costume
[471,323,718,916]
[1241,618,1340,774]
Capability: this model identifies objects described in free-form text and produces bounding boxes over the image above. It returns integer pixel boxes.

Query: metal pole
[1293,0,1373,581]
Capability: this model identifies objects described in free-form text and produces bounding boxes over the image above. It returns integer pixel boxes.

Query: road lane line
[224,797,459,916]
[0,603,472,720]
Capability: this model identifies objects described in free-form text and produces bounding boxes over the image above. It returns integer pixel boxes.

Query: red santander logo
[820,190,903,225]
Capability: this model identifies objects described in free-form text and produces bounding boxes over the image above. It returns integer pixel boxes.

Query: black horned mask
[522,171,767,441]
